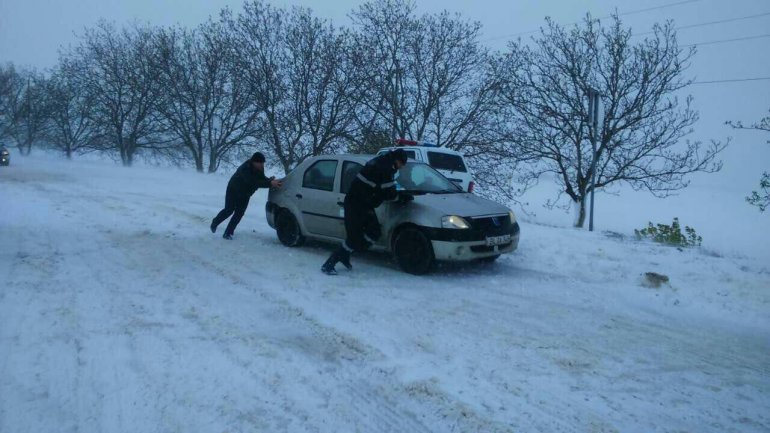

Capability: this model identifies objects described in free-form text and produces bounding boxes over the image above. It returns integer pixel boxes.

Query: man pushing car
[321,149,409,275]
[211,152,282,240]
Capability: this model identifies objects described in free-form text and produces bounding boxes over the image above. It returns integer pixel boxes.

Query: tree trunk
[207,150,218,173]
[574,198,587,228]
[18,140,31,155]
[121,147,133,166]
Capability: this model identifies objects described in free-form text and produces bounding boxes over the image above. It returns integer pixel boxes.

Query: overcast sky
[1,0,769,186]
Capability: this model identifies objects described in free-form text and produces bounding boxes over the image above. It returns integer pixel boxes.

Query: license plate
[486,235,511,246]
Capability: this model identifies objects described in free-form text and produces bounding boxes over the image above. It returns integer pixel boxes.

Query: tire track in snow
[112,231,441,433]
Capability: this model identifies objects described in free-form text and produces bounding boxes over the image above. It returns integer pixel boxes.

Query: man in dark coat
[211,152,282,240]
[321,149,409,275]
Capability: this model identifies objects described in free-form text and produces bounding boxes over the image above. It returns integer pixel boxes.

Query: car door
[337,160,365,239]
[299,159,342,237]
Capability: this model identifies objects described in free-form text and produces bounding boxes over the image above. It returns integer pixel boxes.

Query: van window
[427,151,466,172]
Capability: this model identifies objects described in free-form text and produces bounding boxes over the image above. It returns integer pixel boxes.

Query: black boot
[339,249,352,270]
[210,220,217,233]
[321,250,340,275]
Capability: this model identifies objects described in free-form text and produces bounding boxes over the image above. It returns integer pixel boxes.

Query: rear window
[427,151,466,173]
[302,160,338,191]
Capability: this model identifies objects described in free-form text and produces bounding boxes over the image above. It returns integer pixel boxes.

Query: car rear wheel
[276,210,305,247]
[393,227,435,275]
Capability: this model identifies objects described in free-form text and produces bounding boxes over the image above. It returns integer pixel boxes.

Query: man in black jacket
[321,149,409,275]
[211,152,282,240]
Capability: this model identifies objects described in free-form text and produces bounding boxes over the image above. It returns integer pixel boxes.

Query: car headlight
[508,210,516,223]
[442,215,470,229]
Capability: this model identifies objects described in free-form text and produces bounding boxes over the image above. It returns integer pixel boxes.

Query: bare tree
[349,0,496,151]
[285,12,361,162]
[494,15,727,227]
[0,66,49,155]
[0,63,24,142]
[728,109,770,212]
[235,1,360,173]
[73,21,167,166]
[155,12,260,173]
[42,58,103,159]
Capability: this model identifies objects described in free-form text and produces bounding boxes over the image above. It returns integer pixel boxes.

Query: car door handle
[296,194,303,199]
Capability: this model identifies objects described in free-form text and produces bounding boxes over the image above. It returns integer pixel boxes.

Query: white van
[377,139,475,193]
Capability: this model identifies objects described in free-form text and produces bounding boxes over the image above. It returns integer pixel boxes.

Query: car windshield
[396,162,462,194]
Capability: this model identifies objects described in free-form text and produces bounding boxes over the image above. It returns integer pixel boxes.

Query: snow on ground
[1,155,768,433]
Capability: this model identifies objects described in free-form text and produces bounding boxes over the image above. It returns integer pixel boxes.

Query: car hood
[408,192,510,217]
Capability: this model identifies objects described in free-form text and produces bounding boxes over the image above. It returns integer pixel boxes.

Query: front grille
[468,214,511,236]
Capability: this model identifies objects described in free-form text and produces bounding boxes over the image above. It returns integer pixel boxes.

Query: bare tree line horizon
[0,0,730,226]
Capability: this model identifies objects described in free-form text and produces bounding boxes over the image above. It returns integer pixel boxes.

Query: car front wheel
[393,227,435,275]
[276,210,305,247]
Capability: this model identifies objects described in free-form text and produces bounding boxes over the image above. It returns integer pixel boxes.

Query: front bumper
[423,222,520,261]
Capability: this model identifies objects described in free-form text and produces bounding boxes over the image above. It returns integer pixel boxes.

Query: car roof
[378,146,464,156]
[306,154,372,163]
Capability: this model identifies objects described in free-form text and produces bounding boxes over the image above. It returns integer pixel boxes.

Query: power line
[636,11,770,36]
[617,0,701,18]
[682,33,770,47]
[481,0,701,42]
[691,77,770,84]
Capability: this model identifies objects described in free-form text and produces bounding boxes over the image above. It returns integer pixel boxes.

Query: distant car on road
[0,146,9,166]
[266,154,520,274]
[377,139,475,193]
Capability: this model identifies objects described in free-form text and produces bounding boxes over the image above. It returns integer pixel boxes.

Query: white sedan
[266,154,520,274]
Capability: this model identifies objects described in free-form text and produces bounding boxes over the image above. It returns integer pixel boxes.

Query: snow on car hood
[409,192,510,217]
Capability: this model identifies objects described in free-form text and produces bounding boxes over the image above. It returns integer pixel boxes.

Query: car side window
[302,160,338,191]
[340,161,363,194]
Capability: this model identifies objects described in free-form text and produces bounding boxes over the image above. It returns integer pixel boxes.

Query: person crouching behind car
[322,149,409,275]
[211,151,282,240]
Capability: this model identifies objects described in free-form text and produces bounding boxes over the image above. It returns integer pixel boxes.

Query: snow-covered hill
[1,155,768,432]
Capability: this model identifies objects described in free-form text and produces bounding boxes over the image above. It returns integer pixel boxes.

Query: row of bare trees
[0,0,728,226]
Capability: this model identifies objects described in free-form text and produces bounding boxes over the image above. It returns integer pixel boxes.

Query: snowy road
[1,157,768,432]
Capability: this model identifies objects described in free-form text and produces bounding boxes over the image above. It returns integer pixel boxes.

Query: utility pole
[391,59,401,142]
[587,88,601,232]
[26,76,32,155]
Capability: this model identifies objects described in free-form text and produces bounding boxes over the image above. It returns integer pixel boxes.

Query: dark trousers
[342,201,381,252]
[212,187,250,236]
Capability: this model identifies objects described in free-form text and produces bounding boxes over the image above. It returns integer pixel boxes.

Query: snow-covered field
[1,155,768,433]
